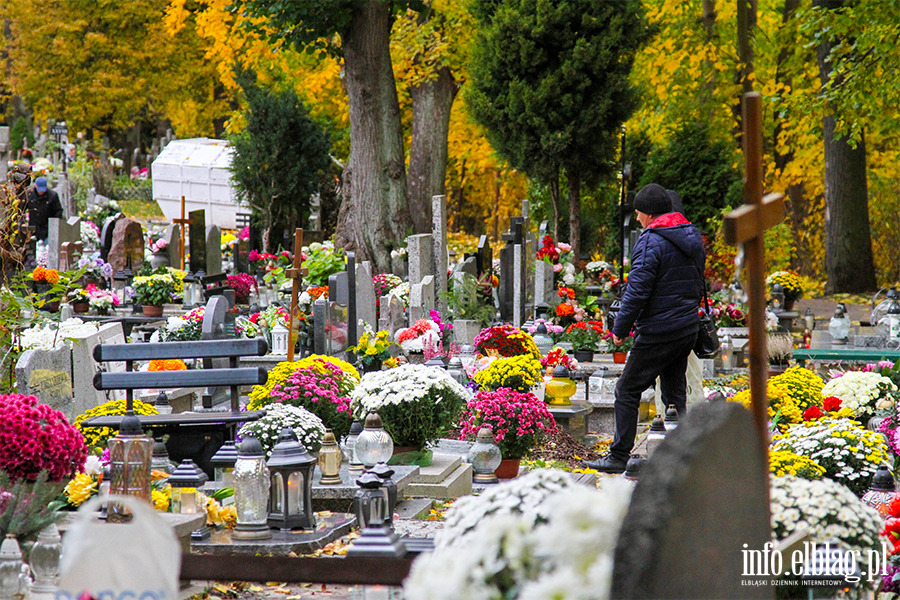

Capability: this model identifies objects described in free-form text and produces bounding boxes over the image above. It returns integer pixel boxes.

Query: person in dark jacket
[583,183,706,473]
[25,176,63,242]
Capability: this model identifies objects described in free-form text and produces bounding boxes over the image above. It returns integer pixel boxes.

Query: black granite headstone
[99,215,121,262]
[189,209,206,274]
[477,235,492,279]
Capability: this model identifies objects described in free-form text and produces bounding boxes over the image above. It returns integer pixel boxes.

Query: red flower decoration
[802,405,824,421]
[823,396,842,412]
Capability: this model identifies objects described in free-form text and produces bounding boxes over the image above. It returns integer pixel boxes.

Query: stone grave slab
[413,454,461,484]
[47,217,81,270]
[405,462,472,499]
[547,404,592,441]
[610,401,770,599]
[206,225,222,274]
[164,224,180,267]
[311,464,419,513]
[191,512,355,556]
[394,498,434,520]
[98,215,120,262]
[408,275,434,323]
[189,209,207,274]
[108,217,144,274]
[356,261,377,331]
[15,345,74,418]
[432,195,448,313]
[71,322,126,415]
[407,233,433,284]
[379,294,406,339]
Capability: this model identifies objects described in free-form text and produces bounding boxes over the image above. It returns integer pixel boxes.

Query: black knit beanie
[633,183,673,215]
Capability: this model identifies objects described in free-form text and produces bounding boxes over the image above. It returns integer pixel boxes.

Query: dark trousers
[609,331,698,461]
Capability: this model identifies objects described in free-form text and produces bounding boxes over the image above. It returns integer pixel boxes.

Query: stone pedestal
[547,404,592,441]
[311,464,419,513]
[405,453,473,499]
[191,512,356,556]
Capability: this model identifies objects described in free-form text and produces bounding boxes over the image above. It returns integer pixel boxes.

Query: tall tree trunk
[408,66,458,234]
[700,0,717,105]
[732,0,757,142]
[334,0,411,272]
[492,169,500,242]
[816,0,877,293]
[454,158,466,233]
[548,169,561,241]
[567,170,581,262]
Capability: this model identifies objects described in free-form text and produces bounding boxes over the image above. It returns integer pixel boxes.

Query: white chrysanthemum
[238,403,326,458]
[349,364,469,417]
[822,371,897,417]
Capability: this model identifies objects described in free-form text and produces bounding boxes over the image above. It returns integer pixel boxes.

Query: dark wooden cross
[286,228,308,361]
[171,196,192,270]
[724,91,786,466]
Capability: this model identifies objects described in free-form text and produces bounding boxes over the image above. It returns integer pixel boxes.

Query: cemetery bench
[794,347,900,367]
[79,338,269,473]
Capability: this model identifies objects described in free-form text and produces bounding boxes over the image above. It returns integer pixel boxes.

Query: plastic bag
[57,495,181,600]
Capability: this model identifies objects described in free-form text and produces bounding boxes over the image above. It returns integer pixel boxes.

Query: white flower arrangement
[821,371,898,417]
[350,364,469,418]
[238,403,327,457]
[390,282,410,308]
[771,417,890,496]
[405,473,633,600]
[19,318,99,351]
[80,221,100,249]
[770,475,883,563]
[585,261,611,276]
[765,309,779,332]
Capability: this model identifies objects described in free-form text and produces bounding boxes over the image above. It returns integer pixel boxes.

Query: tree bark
[567,170,581,262]
[408,66,458,234]
[548,170,561,241]
[334,0,411,272]
[816,0,877,293]
[732,0,757,142]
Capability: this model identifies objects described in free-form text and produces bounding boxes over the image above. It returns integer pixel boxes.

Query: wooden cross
[724,92,786,466]
[172,196,192,270]
[286,228,308,361]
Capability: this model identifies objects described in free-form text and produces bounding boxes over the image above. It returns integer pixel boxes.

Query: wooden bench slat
[93,367,268,391]
[79,410,266,429]
[794,348,900,362]
[93,338,268,362]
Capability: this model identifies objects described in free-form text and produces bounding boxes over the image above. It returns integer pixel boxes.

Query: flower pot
[72,302,89,314]
[361,358,383,373]
[150,251,170,269]
[784,300,796,311]
[613,351,627,364]
[406,352,426,365]
[573,349,594,363]
[95,307,110,316]
[142,305,164,318]
[84,277,105,289]
[494,458,520,479]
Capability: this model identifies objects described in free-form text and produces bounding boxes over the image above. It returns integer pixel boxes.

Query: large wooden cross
[724,92,786,466]
[172,196,192,270]
[286,228,308,361]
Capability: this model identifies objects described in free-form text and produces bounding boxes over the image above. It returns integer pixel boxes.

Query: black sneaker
[581,454,627,474]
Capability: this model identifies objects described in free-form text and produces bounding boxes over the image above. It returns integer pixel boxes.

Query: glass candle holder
[356,413,394,468]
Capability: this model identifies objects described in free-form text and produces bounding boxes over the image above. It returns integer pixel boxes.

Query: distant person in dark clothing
[26,176,63,242]
[583,183,706,473]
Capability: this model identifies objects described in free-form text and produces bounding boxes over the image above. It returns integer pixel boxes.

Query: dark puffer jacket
[612,213,706,344]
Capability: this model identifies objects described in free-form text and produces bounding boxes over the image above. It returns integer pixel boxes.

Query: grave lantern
[107,411,152,523]
[447,356,467,385]
[532,322,554,357]
[458,345,476,370]
[151,440,175,474]
[317,430,343,485]
[589,366,616,404]
[371,462,398,529]
[58,302,74,322]
[29,523,62,597]
[804,308,816,332]
[770,283,785,311]
[344,420,365,473]
[169,459,211,541]
[209,441,239,488]
[828,305,851,345]
[888,290,900,341]
[271,322,290,355]
[719,334,733,374]
[233,435,272,540]
[348,473,406,558]
[862,465,896,518]
[545,365,576,406]
[181,272,195,308]
[155,390,172,415]
[622,454,646,487]
[356,413,394,469]
[266,427,317,531]
[0,535,23,598]
[729,277,743,305]
[646,415,667,458]
[467,427,502,484]
[664,404,679,431]
[425,355,446,369]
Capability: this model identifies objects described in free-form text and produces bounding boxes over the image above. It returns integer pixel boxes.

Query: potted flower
[158,306,206,342]
[457,389,556,477]
[87,285,119,315]
[766,270,803,309]
[74,398,158,453]
[67,288,90,313]
[473,355,543,394]
[349,325,394,373]
[396,318,442,363]
[473,325,541,360]
[822,370,898,420]
[564,321,603,362]
[238,404,327,458]
[147,233,170,268]
[132,272,176,317]
[77,256,113,287]
[603,331,634,364]
[349,365,469,464]
[227,273,256,304]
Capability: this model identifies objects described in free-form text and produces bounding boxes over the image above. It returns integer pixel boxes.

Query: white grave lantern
[271,321,289,355]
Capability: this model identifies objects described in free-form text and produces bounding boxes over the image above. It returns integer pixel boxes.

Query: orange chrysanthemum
[32,266,46,282]
[556,303,574,317]
[148,359,187,372]
[43,269,60,284]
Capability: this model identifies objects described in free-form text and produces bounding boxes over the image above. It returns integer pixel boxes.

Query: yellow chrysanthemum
[64,472,97,507]
[474,355,543,393]
[769,367,824,411]
[206,497,237,527]
[248,355,360,409]
[769,450,825,480]
[152,488,171,512]
[74,399,159,451]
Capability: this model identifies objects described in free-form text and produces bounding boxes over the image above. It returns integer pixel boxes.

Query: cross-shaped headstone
[286,228,308,362]
[172,196,192,270]
[723,92,786,470]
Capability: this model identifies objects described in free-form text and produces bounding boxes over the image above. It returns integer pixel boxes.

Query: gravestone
[206,225,222,274]
[432,195,448,315]
[326,271,350,357]
[47,217,81,270]
[407,233,433,285]
[164,224,181,268]
[450,255,478,289]
[200,295,231,407]
[189,209,207,274]
[15,346,74,418]
[498,236,514,322]
[108,218,144,275]
[535,260,555,308]
[99,215,121,262]
[409,275,435,323]
[70,323,126,417]
[611,401,770,599]
[513,243,523,327]
[234,237,249,275]
[476,235,493,279]
[0,126,8,183]
[345,253,358,350]
[313,297,327,355]
[379,294,406,340]
[356,261,377,332]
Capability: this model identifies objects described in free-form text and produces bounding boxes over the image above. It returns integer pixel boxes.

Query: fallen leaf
[270,587,292,594]
[301,583,313,588]
[249,586,265,592]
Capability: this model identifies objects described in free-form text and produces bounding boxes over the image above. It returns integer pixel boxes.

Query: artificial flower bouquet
[565,320,604,352]
[0,393,87,482]
[248,355,359,438]
[541,347,577,372]
[158,306,205,342]
[87,285,119,311]
[473,355,543,393]
[766,270,803,302]
[81,221,101,249]
[706,292,747,328]
[227,273,256,304]
[349,364,469,450]
[527,318,563,341]
[821,370,898,419]
[18,318,99,351]
[77,255,113,281]
[132,272,176,306]
[238,404,327,458]
[396,319,441,354]
[373,273,403,299]
[473,324,541,360]
[67,288,90,304]
[349,326,394,367]
[553,286,587,327]
[457,388,556,459]
[771,417,890,496]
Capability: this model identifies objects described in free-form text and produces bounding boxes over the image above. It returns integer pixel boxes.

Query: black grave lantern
[266,427,317,531]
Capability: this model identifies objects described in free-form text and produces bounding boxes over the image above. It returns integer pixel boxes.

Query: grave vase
[613,351,627,364]
[361,358,383,373]
[494,458,520,479]
[573,349,594,363]
[406,352,426,365]
[72,302,90,314]
[142,305,164,318]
